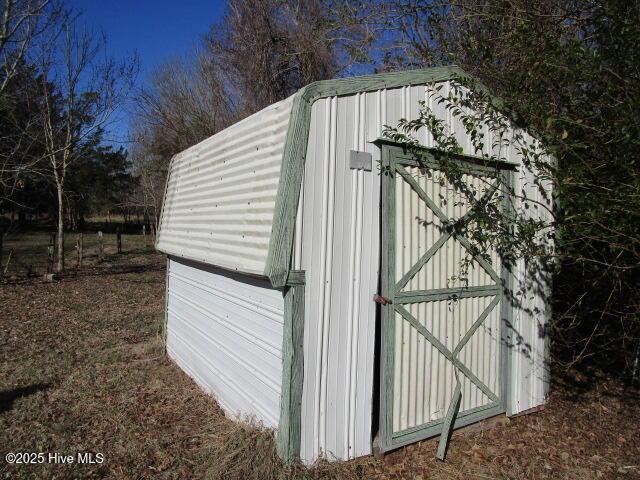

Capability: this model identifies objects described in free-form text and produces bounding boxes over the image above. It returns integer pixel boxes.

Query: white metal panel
[156,95,294,276]
[509,142,553,414]
[166,257,285,428]
[296,81,551,463]
[296,92,381,463]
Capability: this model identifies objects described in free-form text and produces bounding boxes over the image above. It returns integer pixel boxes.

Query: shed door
[379,145,508,453]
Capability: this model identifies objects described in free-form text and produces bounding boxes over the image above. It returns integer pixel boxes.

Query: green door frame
[377,142,515,454]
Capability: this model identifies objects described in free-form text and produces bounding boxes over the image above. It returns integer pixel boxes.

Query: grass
[0,241,638,479]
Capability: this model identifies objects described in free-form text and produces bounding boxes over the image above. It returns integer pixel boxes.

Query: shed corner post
[500,169,516,418]
[164,255,170,356]
[378,143,396,454]
[276,270,306,463]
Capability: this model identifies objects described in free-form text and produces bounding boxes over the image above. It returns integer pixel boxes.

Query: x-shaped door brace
[395,298,501,403]
[395,165,502,291]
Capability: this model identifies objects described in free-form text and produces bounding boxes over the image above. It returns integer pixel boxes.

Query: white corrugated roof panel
[156,94,295,275]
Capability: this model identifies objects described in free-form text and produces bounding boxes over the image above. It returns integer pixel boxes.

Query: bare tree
[0,0,59,96]
[0,0,60,207]
[126,141,167,232]
[130,0,371,227]
[130,51,236,231]
[206,0,367,114]
[135,53,233,158]
[0,62,43,207]
[37,13,136,272]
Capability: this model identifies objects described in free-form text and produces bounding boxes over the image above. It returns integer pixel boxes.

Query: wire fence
[0,226,157,279]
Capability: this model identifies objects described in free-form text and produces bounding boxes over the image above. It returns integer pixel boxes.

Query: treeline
[1,1,138,271]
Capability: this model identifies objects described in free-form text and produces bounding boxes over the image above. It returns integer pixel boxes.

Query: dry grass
[0,247,638,479]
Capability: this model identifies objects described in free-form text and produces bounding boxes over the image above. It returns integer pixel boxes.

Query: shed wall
[166,257,285,428]
[157,95,294,275]
[509,172,553,413]
[294,82,552,463]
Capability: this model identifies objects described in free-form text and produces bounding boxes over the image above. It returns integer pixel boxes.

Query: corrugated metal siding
[166,257,285,428]
[392,167,501,433]
[295,82,551,463]
[156,95,294,276]
[294,92,380,463]
[510,162,553,413]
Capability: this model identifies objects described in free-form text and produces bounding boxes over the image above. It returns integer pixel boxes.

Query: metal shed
[156,66,552,464]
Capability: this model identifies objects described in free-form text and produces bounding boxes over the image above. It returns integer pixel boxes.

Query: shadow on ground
[0,383,51,414]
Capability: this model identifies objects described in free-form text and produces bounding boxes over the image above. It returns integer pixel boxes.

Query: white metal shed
[156,66,552,464]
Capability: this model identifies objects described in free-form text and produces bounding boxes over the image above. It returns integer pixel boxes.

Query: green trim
[390,150,507,177]
[379,144,396,455]
[389,403,505,450]
[395,232,452,291]
[264,65,491,287]
[164,257,170,354]
[395,285,501,304]
[436,376,461,460]
[285,270,306,285]
[155,154,177,250]
[276,270,305,462]
[372,139,519,168]
[542,270,552,398]
[392,401,500,440]
[501,171,516,416]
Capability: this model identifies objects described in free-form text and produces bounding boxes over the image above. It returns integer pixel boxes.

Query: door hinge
[373,294,392,305]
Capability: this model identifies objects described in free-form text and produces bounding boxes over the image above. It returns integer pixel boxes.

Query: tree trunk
[56,181,65,272]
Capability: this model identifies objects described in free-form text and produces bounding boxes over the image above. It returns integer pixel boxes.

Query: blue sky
[65,0,227,145]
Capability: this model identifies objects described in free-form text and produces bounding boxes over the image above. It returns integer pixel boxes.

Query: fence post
[47,232,56,273]
[76,233,83,268]
[142,224,147,247]
[3,249,12,277]
[150,224,155,245]
[98,231,104,262]
[117,227,122,254]
[0,226,3,277]
[632,342,640,385]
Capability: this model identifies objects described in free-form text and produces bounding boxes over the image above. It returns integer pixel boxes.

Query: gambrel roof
[157,66,529,286]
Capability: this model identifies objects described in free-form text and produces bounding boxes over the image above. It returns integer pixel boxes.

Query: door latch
[373,294,392,305]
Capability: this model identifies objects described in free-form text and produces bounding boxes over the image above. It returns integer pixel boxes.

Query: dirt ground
[0,248,638,479]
